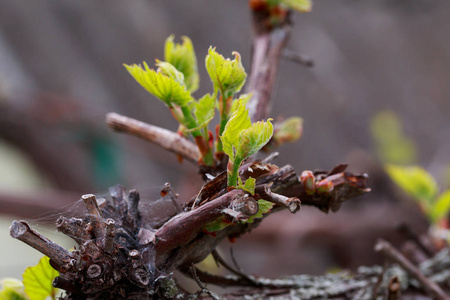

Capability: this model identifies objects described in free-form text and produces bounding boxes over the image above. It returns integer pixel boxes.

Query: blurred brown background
[0,0,449,279]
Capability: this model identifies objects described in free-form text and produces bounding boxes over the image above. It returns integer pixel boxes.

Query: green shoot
[220,100,273,187]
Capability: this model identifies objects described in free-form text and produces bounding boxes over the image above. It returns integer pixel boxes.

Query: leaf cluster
[125,36,258,167]
[386,164,450,225]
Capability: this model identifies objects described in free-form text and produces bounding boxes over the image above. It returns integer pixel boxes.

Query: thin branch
[255,184,301,213]
[211,250,253,283]
[10,220,73,268]
[126,189,141,228]
[160,164,369,270]
[55,216,90,245]
[106,112,200,163]
[211,250,240,276]
[246,15,291,121]
[104,218,116,253]
[82,194,105,243]
[53,277,76,293]
[375,239,449,300]
[190,264,208,290]
[161,182,181,213]
[387,276,401,300]
[396,222,435,257]
[229,247,245,275]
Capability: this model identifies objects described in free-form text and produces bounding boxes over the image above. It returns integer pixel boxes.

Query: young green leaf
[0,278,28,300]
[236,119,274,160]
[221,101,251,162]
[192,93,215,130]
[237,177,256,195]
[23,256,59,300]
[280,0,312,12]
[202,217,232,233]
[230,93,252,114]
[385,164,438,205]
[155,60,185,86]
[245,199,274,223]
[430,190,450,224]
[165,35,199,92]
[205,47,246,98]
[124,62,193,108]
[221,100,274,187]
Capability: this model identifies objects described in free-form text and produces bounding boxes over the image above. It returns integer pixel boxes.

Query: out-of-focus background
[1,0,449,280]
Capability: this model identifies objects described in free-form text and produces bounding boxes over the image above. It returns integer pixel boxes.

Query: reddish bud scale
[316,179,334,195]
[227,161,234,174]
[300,170,315,195]
[194,135,209,156]
[249,0,268,11]
[228,236,237,243]
[218,95,224,115]
[208,130,214,149]
[215,124,220,139]
[270,6,287,19]
[224,96,233,116]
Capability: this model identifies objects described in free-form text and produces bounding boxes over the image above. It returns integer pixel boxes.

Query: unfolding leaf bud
[316,179,334,195]
[273,117,303,145]
[300,170,315,195]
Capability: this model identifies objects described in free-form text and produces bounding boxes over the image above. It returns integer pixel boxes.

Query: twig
[229,247,244,275]
[211,250,253,283]
[246,19,291,121]
[261,151,279,163]
[10,220,73,268]
[371,261,387,300]
[375,239,449,300]
[106,112,199,163]
[255,184,301,213]
[82,194,105,243]
[189,265,224,300]
[161,183,181,213]
[159,165,369,270]
[104,218,116,253]
[387,276,401,300]
[53,276,76,292]
[190,264,207,290]
[127,189,141,228]
[396,222,435,257]
[55,216,90,245]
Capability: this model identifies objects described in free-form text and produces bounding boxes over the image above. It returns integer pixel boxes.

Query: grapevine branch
[106,112,200,163]
[375,239,449,300]
[6,3,388,300]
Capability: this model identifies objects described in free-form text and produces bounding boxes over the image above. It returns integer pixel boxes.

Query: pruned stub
[9,163,370,299]
[52,186,160,299]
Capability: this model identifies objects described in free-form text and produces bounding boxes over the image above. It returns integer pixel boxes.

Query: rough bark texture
[9,162,371,299]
